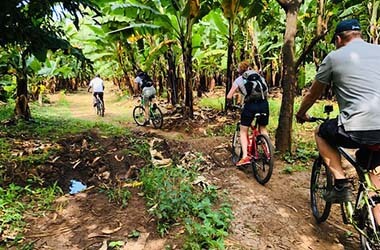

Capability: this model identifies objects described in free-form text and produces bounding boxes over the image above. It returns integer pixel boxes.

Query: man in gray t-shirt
[296,19,380,211]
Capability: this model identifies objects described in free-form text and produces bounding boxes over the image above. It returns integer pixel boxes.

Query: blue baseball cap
[331,19,361,43]
[335,19,361,34]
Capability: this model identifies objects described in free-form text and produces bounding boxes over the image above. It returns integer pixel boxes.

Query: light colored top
[89,77,104,93]
[316,39,380,131]
[232,75,247,96]
[134,76,143,86]
[233,70,265,94]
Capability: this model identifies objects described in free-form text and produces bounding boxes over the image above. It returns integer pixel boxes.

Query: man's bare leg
[315,128,345,179]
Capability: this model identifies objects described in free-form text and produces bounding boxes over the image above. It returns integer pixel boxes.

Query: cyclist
[227,60,270,167]
[296,19,380,216]
[134,70,156,125]
[88,74,105,111]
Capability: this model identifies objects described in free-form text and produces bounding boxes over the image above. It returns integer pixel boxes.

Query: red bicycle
[230,105,274,185]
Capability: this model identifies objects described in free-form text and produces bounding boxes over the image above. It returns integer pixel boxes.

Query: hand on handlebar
[295,112,310,124]
[226,99,233,110]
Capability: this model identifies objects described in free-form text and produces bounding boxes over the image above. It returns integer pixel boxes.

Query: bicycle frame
[339,147,380,241]
[247,115,270,161]
[139,95,154,116]
[308,107,380,247]
[95,94,102,105]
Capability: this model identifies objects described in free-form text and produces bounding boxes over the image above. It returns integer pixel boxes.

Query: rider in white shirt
[88,74,105,110]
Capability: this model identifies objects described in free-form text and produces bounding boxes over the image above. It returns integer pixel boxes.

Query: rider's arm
[227,83,239,99]
[296,80,326,122]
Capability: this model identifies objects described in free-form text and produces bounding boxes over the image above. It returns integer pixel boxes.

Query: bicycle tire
[99,102,104,117]
[358,195,380,249]
[151,106,163,129]
[96,102,102,116]
[231,125,242,164]
[133,106,146,126]
[310,156,333,223]
[252,134,274,185]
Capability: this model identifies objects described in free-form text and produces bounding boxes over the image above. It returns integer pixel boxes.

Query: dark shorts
[318,118,380,169]
[93,92,104,106]
[241,99,269,127]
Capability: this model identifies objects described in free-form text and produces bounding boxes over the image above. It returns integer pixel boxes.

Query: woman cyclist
[227,61,270,167]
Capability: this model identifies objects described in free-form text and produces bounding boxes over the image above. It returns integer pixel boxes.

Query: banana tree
[0,0,99,120]
[102,0,217,117]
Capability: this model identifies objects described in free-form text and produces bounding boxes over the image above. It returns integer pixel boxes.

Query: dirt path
[27,83,360,249]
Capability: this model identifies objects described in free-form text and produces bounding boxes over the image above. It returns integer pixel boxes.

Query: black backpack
[242,70,268,103]
[137,72,153,89]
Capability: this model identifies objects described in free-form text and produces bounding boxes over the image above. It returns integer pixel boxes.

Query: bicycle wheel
[358,195,380,249]
[252,134,274,185]
[310,156,333,223]
[150,106,163,129]
[231,125,242,164]
[99,102,104,117]
[133,106,146,126]
[96,102,102,116]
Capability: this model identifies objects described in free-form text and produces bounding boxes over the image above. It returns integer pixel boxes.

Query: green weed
[98,185,131,208]
[0,103,13,120]
[281,164,308,174]
[140,164,233,248]
[128,138,150,160]
[109,241,124,249]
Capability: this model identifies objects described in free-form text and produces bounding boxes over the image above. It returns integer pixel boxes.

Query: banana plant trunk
[225,17,235,110]
[182,20,194,118]
[275,1,302,154]
[166,47,178,105]
[183,41,194,118]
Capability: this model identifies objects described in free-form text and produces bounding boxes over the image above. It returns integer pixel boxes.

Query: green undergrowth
[140,156,233,249]
[0,102,135,248]
[0,182,62,247]
[0,94,236,249]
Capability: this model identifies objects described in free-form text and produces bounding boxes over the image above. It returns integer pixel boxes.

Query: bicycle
[94,94,104,117]
[133,95,163,129]
[308,105,380,249]
[230,105,274,185]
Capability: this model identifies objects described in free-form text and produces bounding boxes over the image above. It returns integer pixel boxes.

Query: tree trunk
[166,47,178,105]
[182,19,194,118]
[275,2,301,154]
[225,20,234,111]
[183,41,194,118]
[14,51,31,120]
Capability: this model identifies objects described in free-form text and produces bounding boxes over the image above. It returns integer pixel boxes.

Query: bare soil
[10,82,361,249]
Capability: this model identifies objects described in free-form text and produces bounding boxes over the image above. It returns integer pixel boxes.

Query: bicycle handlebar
[307,117,327,122]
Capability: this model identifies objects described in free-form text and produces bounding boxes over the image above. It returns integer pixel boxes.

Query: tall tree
[274,0,303,154]
[0,0,98,120]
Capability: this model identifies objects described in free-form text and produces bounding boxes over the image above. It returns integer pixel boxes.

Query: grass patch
[0,183,62,246]
[98,185,132,209]
[281,164,308,174]
[140,155,233,248]
[198,96,225,111]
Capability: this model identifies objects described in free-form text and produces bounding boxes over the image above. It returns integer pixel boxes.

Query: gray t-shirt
[316,39,380,131]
